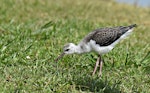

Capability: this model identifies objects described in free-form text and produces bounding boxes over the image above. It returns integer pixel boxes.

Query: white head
[55,43,77,62]
[63,43,76,54]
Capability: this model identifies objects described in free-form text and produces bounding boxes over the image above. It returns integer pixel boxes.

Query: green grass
[0,0,150,92]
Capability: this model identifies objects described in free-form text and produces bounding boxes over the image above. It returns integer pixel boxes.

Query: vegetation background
[0,0,150,92]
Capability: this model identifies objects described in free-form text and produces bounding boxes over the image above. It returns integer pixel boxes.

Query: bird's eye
[65,49,69,51]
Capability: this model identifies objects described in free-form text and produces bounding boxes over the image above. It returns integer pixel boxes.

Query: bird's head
[55,43,76,62]
[63,43,76,54]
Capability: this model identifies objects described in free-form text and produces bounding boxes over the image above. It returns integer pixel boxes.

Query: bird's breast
[88,40,113,54]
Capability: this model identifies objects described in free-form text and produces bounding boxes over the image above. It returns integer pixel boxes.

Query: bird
[55,24,137,76]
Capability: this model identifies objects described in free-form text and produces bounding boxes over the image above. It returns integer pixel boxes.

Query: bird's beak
[55,52,65,62]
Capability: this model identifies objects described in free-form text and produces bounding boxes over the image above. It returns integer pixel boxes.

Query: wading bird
[55,24,137,76]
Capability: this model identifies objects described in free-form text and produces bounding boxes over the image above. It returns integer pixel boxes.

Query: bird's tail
[129,24,137,29]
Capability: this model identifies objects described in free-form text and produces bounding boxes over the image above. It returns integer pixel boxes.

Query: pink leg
[98,58,103,77]
[92,56,100,76]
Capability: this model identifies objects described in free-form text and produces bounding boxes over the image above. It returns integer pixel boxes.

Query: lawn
[0,0,150,92]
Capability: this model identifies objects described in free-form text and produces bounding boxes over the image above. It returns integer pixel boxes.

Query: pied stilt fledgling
[55,24,137,76]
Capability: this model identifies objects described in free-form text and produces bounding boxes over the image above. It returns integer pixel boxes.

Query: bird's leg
[98,55,103,77]
[92,55,100,76]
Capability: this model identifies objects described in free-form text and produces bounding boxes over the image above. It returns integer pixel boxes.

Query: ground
[0,0,150,92]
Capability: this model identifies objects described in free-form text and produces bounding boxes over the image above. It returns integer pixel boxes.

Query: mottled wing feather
[83,25,133,46]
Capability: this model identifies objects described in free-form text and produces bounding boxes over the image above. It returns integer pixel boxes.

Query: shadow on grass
[73,75,121,93]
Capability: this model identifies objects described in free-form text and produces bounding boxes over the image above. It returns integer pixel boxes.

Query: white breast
[88,40,113,54]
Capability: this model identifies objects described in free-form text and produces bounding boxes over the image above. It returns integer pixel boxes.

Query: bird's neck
[74,45,84,54]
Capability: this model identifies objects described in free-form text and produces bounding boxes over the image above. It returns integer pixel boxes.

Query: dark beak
[55,52,65,62]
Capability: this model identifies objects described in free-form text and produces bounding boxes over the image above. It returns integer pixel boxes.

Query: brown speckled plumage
[83,24,137,46]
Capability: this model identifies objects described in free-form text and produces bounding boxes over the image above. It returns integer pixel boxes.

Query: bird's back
[83,24,137,46]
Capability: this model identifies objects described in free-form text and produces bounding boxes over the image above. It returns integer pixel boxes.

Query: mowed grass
[0,0,150,92]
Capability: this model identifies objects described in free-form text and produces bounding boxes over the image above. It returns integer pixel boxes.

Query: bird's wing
[92,27,123,46]
[83,24,136,46]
